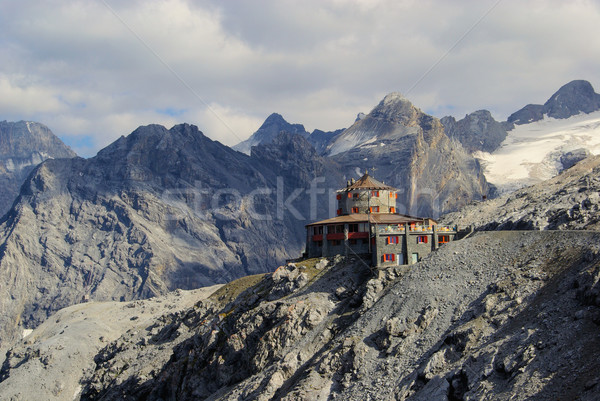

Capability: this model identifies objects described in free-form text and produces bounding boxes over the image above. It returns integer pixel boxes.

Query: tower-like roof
[338,171,397,192]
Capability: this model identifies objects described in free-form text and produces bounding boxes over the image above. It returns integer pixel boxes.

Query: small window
[371,191,379,197]
[336,208,342,216]
[386,236,399,245]
[330,239,341,246]
[417,236,428,244]
[351,207,359,213]
[439,235,450,244]
[349,239,357,245]
[336,194,342,200]
[347,192,352,198]
[361,239,369,245]
[349,223,359,232]
[316,241,322,247]
[389,192,395,198]
[382,253,395,262]
[353,193,360,199]
[369,206,379,213]
[390,207,396,213]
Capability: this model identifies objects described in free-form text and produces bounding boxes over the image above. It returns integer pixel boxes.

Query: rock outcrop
[0,121,76,216]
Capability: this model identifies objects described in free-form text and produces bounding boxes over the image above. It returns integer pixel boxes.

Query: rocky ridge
[441,154,600,231]
[0,120,76,216]
[440,110,508,153]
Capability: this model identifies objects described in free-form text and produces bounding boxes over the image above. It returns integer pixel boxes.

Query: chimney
[347,180,351,187]
[351,178,355,185]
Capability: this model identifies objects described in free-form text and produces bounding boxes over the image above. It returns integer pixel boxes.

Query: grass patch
[208,273,267,308]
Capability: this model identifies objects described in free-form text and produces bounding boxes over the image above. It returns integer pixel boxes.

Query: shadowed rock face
[0,123,342,350]
[441,110,508,153]
[508,80,600,125]
[329,93,490,217]
[0,121,76,216]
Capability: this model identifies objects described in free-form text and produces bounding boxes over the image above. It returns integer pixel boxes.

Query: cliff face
[329,94,489,217]
[0,124,341,350]
[0,121,76,216]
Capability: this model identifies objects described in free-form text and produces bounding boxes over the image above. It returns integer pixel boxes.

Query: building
[305,172,458,267]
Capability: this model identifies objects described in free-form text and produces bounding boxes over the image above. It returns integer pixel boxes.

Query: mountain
[306,128,344,155]
[0,121,76,216]
[0,123,342,351]
[464,80,600,194]
[328,93,490,216]
[233,113,310,155]
[507,80,600,125]
[3,157,600,399]
[440,110,508,153]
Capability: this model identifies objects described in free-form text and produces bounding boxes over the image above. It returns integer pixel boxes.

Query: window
[336,194,342,200]
[316,241,322,247]
[371,190,379,197]
[417,236,428,244]
[386,236,399,245]
[330,239,341,246]
[351,207,359,213]
[362,239,369,245]
[347,192,352,198]
[390,207,396,213]
[349,239,357,245]
[383,253,395,262]
[389,192,395,198]
[353,193,360,199]
[313,226,323,235]
[337,208,342,216]
[369,206,379,213]
[349,223,359,232]
[439,235,450,244]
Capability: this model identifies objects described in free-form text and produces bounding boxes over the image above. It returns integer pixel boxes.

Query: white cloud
[0,0,599,157]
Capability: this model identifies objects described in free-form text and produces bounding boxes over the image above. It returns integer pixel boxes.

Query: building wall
[337,189,397,215]
[307,222,457,266]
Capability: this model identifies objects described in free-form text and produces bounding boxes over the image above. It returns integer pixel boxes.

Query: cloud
[0,0,599,157]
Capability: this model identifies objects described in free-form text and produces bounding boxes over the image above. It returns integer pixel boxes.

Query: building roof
[338,172,397,192]
[306,213,424,227]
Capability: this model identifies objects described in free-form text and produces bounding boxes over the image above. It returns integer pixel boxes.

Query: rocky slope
[329,93,490,217]
[0,124,341,351]
[233,113,310,155]
[0,120,76,216]
[2,231,598,400]
[441,154,600,230]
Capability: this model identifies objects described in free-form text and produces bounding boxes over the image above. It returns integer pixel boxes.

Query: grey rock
[233,113,310,155]
[507,80,600,125]
[0,120,76,216]
[441,110,508,153]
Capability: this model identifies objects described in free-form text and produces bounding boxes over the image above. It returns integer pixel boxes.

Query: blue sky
[1,0,599,157]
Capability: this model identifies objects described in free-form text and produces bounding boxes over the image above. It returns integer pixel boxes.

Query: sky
[1,0,600,157]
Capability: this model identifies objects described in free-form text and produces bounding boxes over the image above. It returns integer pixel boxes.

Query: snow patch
[476,111,600,194]
[22,329,33,339]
